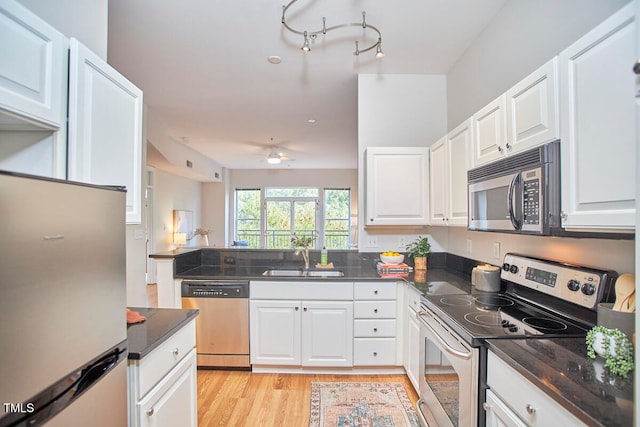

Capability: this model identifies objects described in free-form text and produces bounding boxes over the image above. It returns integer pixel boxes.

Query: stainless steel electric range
[415,253,618,427]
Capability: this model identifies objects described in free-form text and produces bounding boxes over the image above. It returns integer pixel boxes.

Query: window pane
[266,187,318,198]
[324,189,350,249]
[294,200,317,249]
[236,189,260,248]
[266,200,291,248]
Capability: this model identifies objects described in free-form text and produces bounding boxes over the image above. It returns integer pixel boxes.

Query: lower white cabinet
[249,281,354,368]
[128,320,197,427]
[486,351,585,427]
[403,284,422,392]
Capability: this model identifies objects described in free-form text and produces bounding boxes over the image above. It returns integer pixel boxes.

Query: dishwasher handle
[181,280,249,298]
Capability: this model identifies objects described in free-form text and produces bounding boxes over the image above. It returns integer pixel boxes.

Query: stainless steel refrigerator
[0,171,128,426]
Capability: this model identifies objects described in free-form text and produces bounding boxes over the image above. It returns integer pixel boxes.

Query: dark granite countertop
[486,338,633,427]
[127,307,199,360]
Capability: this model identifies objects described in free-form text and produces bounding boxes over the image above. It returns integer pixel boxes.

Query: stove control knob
[502,263,510,272]
[567,280,581,292]
[501,319,510,328]
[508,325,519,333]
[581,283,596,296]
[509,264,519,274]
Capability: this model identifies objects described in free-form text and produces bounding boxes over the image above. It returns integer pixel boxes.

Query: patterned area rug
[309,382,420,427]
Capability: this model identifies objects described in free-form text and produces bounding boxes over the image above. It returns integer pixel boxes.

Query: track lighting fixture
[281,0,384,58]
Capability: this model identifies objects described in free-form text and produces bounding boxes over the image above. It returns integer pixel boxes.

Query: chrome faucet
[295,248,310,269]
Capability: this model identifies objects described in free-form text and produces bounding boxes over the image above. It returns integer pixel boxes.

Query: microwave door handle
[508,173,522,230]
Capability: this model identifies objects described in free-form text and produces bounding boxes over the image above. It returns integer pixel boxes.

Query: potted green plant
[406,236,431,270]
[586,325,634,378]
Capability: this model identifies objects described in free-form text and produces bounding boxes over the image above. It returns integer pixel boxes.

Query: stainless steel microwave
[467,140,561,235]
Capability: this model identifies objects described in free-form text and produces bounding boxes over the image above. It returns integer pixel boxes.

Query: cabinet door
[559,4,636,230]
[506,57,559,152]
[137,349,197,427]
[429,136,447,225]
[301,301,353,367]
[472,95,507,166]
[68,38,143,224]
[446,119,472,226]
[484,390,527,427]
[366,147,429,225]
[404,309,421,392]
[0,1,66,128]
[250,300,301,365]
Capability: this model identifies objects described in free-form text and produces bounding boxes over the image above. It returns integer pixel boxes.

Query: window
[234,187,351,249]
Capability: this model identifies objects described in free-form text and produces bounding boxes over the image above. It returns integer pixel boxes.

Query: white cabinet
[472,58,559,167]
[403,284,422,392]
[429,119,471,226]
[365,147,429,226]
[486,351,586,427]
[68,38,143,224]
[559,4,636,231]
[249,281,354,368]
[353,282,398,366]
[128,320,198,427]
[0,1,67,128]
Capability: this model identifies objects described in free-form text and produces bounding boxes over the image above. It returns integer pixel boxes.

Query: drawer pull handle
[482,402,491,412]
[295,306,299,311]
[146,407,155,416]
[374,290,378,295]
[373,352,378,356]
[374,309,378,313]
[304,307,308,312]
[173,348,179,356]
[525,404,536,415]
[373,328,378,332]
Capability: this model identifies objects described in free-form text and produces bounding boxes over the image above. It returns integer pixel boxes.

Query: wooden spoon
[612,274,635,312]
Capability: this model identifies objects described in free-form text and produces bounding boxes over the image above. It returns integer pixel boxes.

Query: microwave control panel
[501,253,616,309]
[522,169,541,225]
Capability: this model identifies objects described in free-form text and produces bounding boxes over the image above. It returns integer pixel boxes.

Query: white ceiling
[107,0,507,170]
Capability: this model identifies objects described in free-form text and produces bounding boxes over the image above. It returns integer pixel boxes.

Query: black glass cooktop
[422,292,589,345]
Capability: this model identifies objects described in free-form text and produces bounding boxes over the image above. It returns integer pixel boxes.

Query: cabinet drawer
[354,300,396,318]
[353,338,397,365]
[488,351,586,426]
[136,320,196,398]
[354,282,397,300]
[354,319,396,337]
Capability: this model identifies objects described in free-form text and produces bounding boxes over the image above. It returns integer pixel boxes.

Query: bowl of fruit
[380,252,404,265]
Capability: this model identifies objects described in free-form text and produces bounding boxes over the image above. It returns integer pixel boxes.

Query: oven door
[468,171,524,232]
[417,308,478,427]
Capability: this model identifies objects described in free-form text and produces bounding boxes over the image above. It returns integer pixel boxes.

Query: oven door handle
[417,311,473,360]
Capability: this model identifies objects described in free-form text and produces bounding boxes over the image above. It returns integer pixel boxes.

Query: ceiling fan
[266,147,295,164]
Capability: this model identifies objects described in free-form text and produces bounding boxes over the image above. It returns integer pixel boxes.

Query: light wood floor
[147,285,419,425]
[197,370,419,426]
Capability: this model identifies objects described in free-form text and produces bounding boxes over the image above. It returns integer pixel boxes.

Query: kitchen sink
[262,269,344,277]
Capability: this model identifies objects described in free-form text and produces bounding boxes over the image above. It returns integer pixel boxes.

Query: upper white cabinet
[472,58,559,167]
[365,147,429,226]
[68,38,143,224]
[0,1,66,128]
[559,4,636,231]
[429,119,471,226]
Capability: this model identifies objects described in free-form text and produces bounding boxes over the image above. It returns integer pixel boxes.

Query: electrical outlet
[493,242,501,259]
[398,236,407,249]
[466,239,472,253]
[366,236,379,248]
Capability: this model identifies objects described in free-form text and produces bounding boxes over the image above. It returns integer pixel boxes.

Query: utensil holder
[597,303,635,339]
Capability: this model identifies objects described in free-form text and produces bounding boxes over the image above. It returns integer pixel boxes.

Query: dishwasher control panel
[181,281,249,298]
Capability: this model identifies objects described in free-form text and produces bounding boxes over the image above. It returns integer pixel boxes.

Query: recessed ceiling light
[307,118,316,123]
[267,55,282,64]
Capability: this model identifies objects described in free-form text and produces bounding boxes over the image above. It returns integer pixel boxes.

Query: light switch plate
[492,242,500,259]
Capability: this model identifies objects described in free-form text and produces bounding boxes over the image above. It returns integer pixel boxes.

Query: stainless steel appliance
[416,253,617,427]
[0,171,128,427]
[181,280,250,368]
[468,140,560,235]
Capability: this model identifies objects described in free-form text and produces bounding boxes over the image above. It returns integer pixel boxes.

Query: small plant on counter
[586,325,634,378]
[290,234,313,249]
[405,236,431,258]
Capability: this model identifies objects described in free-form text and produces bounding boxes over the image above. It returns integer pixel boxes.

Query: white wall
[201,181,226,247]
[357,74,448,252]
[447,0,631,129]
[17,0,109,60]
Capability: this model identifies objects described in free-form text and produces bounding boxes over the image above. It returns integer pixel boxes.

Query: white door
[405,309,421,392]
[429,136,447,225]
[447,118,472,226]
[249,300,301,365]
[472,95,507,166]
[484,390,527,427]
[68,38,143,224]
[559,4,636,230]
[301,301,353,367]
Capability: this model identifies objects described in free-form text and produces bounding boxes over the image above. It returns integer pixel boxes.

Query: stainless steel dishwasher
[181,280,250,368]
